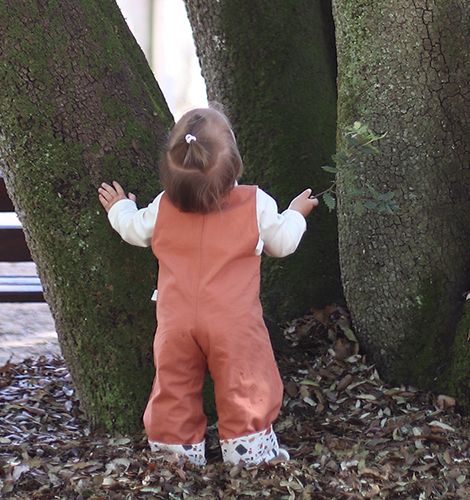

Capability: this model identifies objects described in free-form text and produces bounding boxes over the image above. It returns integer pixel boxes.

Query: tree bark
[0,0,173,433]
[332,1,470,394]
[448,301,470,413]
[185,0,342,321]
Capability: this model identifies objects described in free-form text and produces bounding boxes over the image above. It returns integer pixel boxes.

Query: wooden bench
[0,175,44,302]
[0,213,33,261]
[0,174,14,211]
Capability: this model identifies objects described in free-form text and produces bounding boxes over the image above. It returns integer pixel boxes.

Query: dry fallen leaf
[284,380,298,398]
[1,308,470,499]
[436,394,456,410]
[429,421,456,433]
[334,337,354,360]
[311,304,338,326]
[337,374,353,392]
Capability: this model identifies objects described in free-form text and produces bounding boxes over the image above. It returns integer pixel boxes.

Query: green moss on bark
[186,0,343,321]
[446,303,470,413]
[333,1,470,412]
[0,0,172,434]
[388,277,455,391]
[228,1,342,319]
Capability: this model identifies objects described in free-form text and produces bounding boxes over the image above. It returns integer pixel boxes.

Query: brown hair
[159,107,243,213]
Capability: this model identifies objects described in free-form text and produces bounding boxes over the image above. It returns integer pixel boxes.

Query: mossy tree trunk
[0,0,173,433]
[448,302,470,413]
[332,1,470,399]
[185,0,342,321]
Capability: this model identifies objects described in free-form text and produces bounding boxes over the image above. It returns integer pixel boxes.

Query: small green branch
[316,122,398,214]
[311,181,336,199]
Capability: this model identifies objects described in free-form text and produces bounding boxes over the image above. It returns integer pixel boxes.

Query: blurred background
[117,0,207,119]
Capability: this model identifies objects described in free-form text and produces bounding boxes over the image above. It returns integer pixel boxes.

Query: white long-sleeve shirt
[108,187,306,258]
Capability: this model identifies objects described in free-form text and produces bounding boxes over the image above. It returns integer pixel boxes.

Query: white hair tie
[185,134,197,144]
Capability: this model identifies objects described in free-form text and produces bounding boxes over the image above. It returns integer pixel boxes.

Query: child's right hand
[98,181,136,213]
[288,188,319,218]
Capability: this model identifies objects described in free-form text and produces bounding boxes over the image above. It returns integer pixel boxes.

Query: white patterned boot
[148,440,206,466]
[220,426,289,466]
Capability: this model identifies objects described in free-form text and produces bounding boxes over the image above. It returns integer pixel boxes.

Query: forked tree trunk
[0,0,173,433]
[185,0,343,321]
[333,1,470,404]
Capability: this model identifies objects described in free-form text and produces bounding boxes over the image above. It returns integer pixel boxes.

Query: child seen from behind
[98,107,318,466]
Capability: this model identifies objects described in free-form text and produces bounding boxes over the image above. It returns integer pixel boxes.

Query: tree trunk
[332,1,470,394]
[448,301,470,413]
[185,0,342,321]
[0,0,173,433]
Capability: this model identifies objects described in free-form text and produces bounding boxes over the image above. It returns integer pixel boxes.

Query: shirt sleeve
[256,188,307,257]
[107,192,164,247]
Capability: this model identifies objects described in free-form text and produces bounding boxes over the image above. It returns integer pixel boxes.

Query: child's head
[160,107,243,213]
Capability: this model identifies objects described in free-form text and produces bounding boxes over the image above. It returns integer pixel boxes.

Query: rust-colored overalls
[143,185,284,464]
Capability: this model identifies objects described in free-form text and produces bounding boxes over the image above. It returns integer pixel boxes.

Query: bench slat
[0,290,44,302]
[0,212,22,229]
[0,228,32,261]
[0,275,44,302]
[0,276,41,285]
[0,284,43,292]
[0,177,43,302]
[0,177,15,212]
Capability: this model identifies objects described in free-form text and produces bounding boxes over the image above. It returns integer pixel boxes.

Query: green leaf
[379,200,399,214]
[366,185,380,198]
[347,135,361,147]
[363,144,380,154]
[363,200,378,210]
[323,191,336,211]
[300,379,319,386]
[350,186,366,197]
[353,201,365,216]
[379,191,395,201]
[332,151,348,164]
[389,200,399,211]
[321,165,338,174]
[343,328,358,343]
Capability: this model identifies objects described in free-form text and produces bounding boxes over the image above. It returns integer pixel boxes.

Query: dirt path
[0,303,59,365]
[0,263,60,365]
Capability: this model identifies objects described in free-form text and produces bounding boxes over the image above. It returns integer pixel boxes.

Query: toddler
[98,107,317,466]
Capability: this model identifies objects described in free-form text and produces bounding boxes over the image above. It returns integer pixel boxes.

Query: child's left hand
[98,181,136,213]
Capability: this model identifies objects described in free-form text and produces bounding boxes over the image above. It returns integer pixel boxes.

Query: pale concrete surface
[0,262,60,365]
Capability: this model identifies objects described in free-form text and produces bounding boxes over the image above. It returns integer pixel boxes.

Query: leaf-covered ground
[1,307,470,499]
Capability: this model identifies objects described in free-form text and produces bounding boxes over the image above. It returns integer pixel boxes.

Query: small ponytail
[160,108,243,213]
